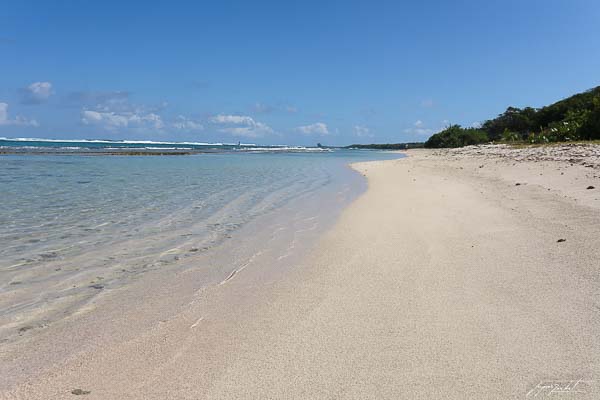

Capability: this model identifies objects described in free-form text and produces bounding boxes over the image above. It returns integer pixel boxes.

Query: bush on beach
[424,125,489,148]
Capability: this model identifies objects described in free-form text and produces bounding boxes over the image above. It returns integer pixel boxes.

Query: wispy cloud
[252,103,274,113]
[210,114,273,138]
[173,115,204,131]
[0,102,39,127]
[353,125,373,138]
[64,90,130,108]
[296,122,329,136]
[252,102,298,114]
[75,90,174,133]
[66,90,168,113]
[20,82,53,105]
[81,110,164,131]
[404,120,435,136]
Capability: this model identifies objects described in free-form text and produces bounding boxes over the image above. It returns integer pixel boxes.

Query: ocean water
[0,146,401,340]
[0,137,326,153]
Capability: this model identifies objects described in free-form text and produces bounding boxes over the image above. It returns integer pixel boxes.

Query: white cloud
[69,91,168,121]
[135,113,164,129]
[353,125,373,138]
[252,103,274,113]
[81,109,164,131]
[65,91,129,109]
[21,82,53,104]
[407,128,434,136]
[404,120,434,136]
[173,115,204,131]
[0,102,39,127]
[210,114,273,138]
[296,122,329,136]
[72,89,172,133]
[211,114,254,125]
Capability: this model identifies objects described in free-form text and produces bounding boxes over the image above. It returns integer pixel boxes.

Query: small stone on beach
[18,326,34,334]
[71,389,91,395]
[587,186,595,189]
[557,239,566,243]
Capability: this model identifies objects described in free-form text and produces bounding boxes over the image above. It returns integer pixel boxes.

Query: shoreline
[1,151,392,346]
[2,146,599,398]
[0,153,375,390]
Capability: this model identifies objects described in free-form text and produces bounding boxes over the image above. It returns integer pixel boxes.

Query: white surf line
[190,317,204,329]
[267,226,286,243]
[6,260,30,270]
[218,250,263,285]
[276,222,318,261]
[294,223,318,234]
[219,269,238,285]
[277,243,295,261]
[159,247,181,257]
[185,286,209,307]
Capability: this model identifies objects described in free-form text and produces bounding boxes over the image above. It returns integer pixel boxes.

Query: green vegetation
[424,125,488,148]
[345,142,424,150]
[424,86,600,148]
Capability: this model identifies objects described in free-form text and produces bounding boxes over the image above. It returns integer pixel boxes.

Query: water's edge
[0,152,403,345]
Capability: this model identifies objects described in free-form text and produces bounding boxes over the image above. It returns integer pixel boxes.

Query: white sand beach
[2,145,600,399]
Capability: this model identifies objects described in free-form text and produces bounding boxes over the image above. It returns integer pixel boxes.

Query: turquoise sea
[0,138,401,340]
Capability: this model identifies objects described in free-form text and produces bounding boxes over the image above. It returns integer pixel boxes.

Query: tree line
[344,142,425,150]
[424,86,600,148]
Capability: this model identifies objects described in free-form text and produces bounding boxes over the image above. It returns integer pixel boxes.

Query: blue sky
[1,0,599,145]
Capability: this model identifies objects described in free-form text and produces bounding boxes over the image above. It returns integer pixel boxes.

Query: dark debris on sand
[71,389,91,395]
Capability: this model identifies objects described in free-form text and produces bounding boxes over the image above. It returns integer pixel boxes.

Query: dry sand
[2,145,600,399]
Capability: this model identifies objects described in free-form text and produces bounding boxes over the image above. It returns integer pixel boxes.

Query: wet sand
[2,146,599,399]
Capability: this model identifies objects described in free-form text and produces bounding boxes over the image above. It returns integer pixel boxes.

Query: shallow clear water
[0,150,400,338]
